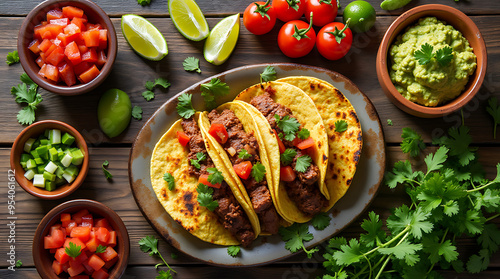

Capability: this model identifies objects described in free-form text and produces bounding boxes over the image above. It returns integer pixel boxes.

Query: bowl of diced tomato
[33,199,129,279]
[18,0,117,95]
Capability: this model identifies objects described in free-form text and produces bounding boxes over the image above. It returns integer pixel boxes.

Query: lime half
[121,14,168,61]
[169,0,209,41]
[204,13,240,66]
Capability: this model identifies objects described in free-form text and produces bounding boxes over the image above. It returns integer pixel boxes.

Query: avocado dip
[389,17,477,107]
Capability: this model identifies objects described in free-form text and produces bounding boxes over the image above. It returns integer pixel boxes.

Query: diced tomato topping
[50,248,58,253]
[81,214,94,227]
[88,254,105,271]
[67,264,85,277]
[28,39,41,54]
[45,43,58,57]
[70,275,90,279]
[64,23,81,35]
[35,56,45,67]
[95,227,109,243]
[295,137,315,150]
[57,32,79,46]
[106,231,116,247]
[64,41,82,65]
[62,6,84,19]
[85,236,100,253]
[52,228,66,247]
[208,123,229,144]
[38,39,52,52]
[52,260,64,275]
[51,224,62,233]
[44,24,64,39]
[55,247,70,264]
[198,174,221,188]
[78,64,100,83]
[73,62,92,76]
[39,52,47,62]
[273,129,286,154]
[59,63,77,86]
[70,252,88,269]
[50,18,70,26]
[64,237,87,252]
[280,166,296,182]
[47,9,63,21]
[103,256,118,269]
[233,161,253,180]
[73,209,89,224]
[92,268,109,279]
[39,63,60,82]
[45,236,59,249]
[46,45,65,65]
[66,220,77,235]
[176,131,190,146]
[78,44,88,54]
[71,226,92,242]
[96,49,107,67]
[94,219,112,231]
[82,259,95,275]
[82,30,100,47]
[71,17,86,31]
[81,48,97,63]
[98,29,107,49]
[99,247,118,262]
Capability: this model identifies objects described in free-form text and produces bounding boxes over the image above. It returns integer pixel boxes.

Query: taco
[199,102,282,234]
[150,112,260,246]
[277,76,362,210]
[235,81,330,223]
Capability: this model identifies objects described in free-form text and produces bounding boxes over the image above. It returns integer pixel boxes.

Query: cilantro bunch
[11,73,42,125]
[322,126,500,278]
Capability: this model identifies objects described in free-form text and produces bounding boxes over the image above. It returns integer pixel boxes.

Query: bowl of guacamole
[376,4,487,118]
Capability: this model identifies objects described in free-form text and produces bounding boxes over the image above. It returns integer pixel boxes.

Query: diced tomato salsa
[29,6,108,86]
[44,209,118,279]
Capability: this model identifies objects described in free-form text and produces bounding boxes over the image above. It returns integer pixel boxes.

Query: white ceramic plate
[129,63,385,266]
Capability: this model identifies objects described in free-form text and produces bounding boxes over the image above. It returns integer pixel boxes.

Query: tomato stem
[293,12,314,41]
[254,0,272,20]
[286,0,301,11]
[319,0,333,6]
[327,18,350,44]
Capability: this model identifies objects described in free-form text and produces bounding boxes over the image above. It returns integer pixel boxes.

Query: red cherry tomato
[243,0,276,35]
[280,166,296,182]
[233,161,253,180]
[317,20,353,60]
[176,131,190,146]
[277,13,316,58]
[272,0,306,22]
[208,123,228,144]
[305,0,338,27]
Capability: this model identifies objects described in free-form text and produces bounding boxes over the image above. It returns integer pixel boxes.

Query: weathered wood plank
[1,0,500,17]
[1,15,499,145]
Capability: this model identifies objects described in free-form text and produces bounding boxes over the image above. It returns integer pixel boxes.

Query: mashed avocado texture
[389,17,477,106]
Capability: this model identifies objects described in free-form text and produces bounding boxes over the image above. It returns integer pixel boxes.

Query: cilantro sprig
[227,245,240,257]
[137,0,151,6]
[163,173,175,191]
[143,78,171,101]
[102,160,112,180]
[183,57,201,73]
[6,50,19,65]
[275,115,301,141]
[334,120,348,133]
[132,105,143,120]
[65,242,82,258]
[207,167,224,185]
[281,148,297,166]
[11,73,42,125]
[139,236,177,273]
[190,152,206,169]
[401,127,425,157]
[238,149,252,159]
[176,93,196,119]
[279,223,319,259]
[200,78,230,110]
[414,43,453,66]
[95,245,107,254]
[196,183,219,211]
[260,65,277,83]
[295,155,312,173]
[251,162,266,182]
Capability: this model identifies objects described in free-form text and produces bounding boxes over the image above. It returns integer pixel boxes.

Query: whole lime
[343,0,376,33]
[98,89,132,138]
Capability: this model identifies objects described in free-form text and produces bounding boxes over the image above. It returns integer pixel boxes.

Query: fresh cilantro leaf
[386,206,433,239]
[139,235,159,255]
[360,211,386,248]
[190,152,206,169]
[414,43,434,65]
[387,119,393,126]
[401,127,425,157]
[378,239,422,263]
[102,160,112,180]
[463,209,484,235]
[196,183,219,211]
[238,149,252,159]
[11,74,42,125]
[156,270,172,279]
[96,245,107,254]
[200,78,229,110]
[295,155,312,173]
[478,223,500,253]
[17,107,36,125]
[384,160,416,188]
[332,238,364,265]
[183,57,201,73]
[176,93,196,119]
[142,90,155,101]
[137,0,152,6]
[311,212,331,230]
[260,65,277,83]
[443,126,476,166]
[163,173,175,191]
[467,249,490,273]
[424,146,448,175]
[145,80,155,91]
[227,245,240,257]
[297,128,310,140]
[280,148,297,166]
[486,97,500,139]
[6,50,19,65]
[132,105,143,120]
[20,73,36,87]
[65,242,82,258]
[279,223,318,258]
[15,260,22,268]
[435,46,453,66]
[275,115,301,141]
[207,168,224,184]
[334,120,348,133]
[153,78,170,89]
[251,162,266,182]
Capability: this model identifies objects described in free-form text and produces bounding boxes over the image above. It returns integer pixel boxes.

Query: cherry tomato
[277,13,316,58]
[208,123,228,144]
[233,161,253,180]
[280,166,296,182]
[176,131,190,147]
[317,20,353,60]
[305,0,338,27]
[272,0,306,22]
[243,0,276,35]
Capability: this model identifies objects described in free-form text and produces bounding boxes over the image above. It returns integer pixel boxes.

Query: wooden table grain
[1,0,499,278]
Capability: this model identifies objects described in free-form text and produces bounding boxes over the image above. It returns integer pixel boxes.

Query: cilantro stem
[426,228,449,275]
[363,226,410,257]
[374,255,392,279]
[157,253,176,273]
[466,180,497,193]
[374,231,409,279]
[485,213,500,222]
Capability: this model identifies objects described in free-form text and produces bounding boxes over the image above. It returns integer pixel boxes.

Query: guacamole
[389,17,477,107]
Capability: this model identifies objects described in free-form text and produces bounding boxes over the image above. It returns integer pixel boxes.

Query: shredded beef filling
[250,92,326,216]
[208,109,280,234]
[181,117,255,246]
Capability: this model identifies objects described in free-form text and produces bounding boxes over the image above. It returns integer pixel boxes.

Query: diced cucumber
[64,165,79,177]
[71,149,85,166]
[62,133,75,145]
[20,153,32,163]
[37,164,47,174]
[36,145,48,156]
[55,177,66,186]
[26,159,37,169]
[49,147,59,161]
[40,139,50,146]
[43,171,56,182]
[34,157,44,165]
[44,129,50,138]
[33,174,45,187]
[21,162,27,169]
[62,173,75,183]
[57,148,65,159]
[44,161,58,174]
[30,150,40,158]
[45,181,56,191]
[61,153,73,168]
[24,169,35,180]
[24,138,36,153]
[49,129,61,145]
[55,167,65,179]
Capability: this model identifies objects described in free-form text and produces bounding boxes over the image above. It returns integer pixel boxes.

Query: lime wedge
[168,0,209,41]
[121,14,168,61]
[204,13,240,66]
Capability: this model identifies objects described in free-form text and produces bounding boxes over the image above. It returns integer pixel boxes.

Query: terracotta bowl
[10,120,89,200]
[17,0,117,95]
[376,4,487,118]
[33,199,130,278]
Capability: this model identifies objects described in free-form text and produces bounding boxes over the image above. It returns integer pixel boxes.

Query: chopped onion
[227,147,236,156]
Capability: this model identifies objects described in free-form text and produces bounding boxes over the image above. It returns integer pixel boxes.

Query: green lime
[98,89,132,138]
[204,13,240,66]
[121,14,168,61]
[343,0,376,33]
[169,0,209,41]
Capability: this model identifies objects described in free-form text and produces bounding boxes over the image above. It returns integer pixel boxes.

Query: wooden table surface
[1,0,499,278]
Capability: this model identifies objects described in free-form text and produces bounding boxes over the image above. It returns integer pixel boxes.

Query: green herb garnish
[227,245,241,257]
[279,223,319,259]
[295,155,312,173]
[183,57,201,73]
[487,97,500,139]
[196,183,219,211]
[200,78,230,110]
[139,235,177,272]
[190,152,206,169]
[6,50,19,65]
[137,0,151,6]
[102,160,112,180]
[414,43,453,66]
[11,73,42,125]
[297,128,310,140]
[207,167,224,185]
[280,148,297,166]
[251,162,266,182]
[275,115,301,141]
[96,245,107,254]
[260,65,277,83]
[238,149,252,159]
[163,173,175,191]
[65,242,82,258]
[334,120,348,133]
[176,93,196,119]
[132,105,143,120]
[311,212,331,230]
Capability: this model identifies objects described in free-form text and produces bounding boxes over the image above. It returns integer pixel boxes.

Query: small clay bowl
[17,0,117,95]
[33,199,130,278]
[10,120,89,200]
[376,4,487,118]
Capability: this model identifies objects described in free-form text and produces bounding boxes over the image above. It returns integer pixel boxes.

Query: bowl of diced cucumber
[10,120,89,199]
